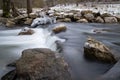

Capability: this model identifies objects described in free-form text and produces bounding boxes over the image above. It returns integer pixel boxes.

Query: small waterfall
[0,27,65,79]
[31,12,56,27]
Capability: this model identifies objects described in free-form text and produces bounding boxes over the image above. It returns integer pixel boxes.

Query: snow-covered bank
[51,3,120,16]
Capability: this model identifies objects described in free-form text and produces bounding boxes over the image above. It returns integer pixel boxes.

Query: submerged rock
[52,24,67,34]
[84,37,116,63]
[2,48,72,80]
[18,27,35,35]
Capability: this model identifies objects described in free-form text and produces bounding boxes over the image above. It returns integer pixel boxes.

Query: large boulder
[104,17,118,23]
[52,24,67,34]
[2,48,72,80]
[95,16,104,23]
[77,18,88,23]
[84,37,116,63]
[18,27,35,35]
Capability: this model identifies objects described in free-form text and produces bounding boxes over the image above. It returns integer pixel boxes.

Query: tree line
[0,0,120,9]
[0,0,120,17]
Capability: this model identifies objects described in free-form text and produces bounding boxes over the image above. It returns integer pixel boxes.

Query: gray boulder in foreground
[2,48,72,80]
[84,37,116,63]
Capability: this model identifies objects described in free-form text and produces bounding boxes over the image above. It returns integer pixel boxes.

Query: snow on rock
[84,36,117,63]
[31,12,56,27]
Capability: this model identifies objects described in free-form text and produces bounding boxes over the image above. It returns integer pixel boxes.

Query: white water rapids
[0,28,65,78]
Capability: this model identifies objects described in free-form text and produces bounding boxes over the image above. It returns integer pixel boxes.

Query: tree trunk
[2,0,11,17]
[11,1,20,17]
[27,0,32,16]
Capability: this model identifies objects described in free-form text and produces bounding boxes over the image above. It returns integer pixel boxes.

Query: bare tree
[27,0,32,16]
[2,0,11,17]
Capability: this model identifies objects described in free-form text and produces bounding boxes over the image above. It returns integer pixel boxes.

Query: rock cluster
[5,13,37,27]
[84,37,116,63]
[49,10,120,23]
[2,48,72,80]
[1,9,120,28]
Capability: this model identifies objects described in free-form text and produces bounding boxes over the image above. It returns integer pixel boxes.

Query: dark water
[0,23,120,80]
[48,23,120,80]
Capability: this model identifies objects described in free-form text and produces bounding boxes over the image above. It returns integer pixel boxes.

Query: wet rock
[95,16,104,23]
[84,37,116,63]
[52,24,67,34]
[6,20,15,27]
[84,13,95,22]
[77,19,88,23]
[18,27,35,35]
[104,17,118,23]
[24,18,33,25]
[2,48,72,80]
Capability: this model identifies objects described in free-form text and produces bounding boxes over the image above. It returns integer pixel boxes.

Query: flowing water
[0,27,65,79]
[0,23,120,80]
